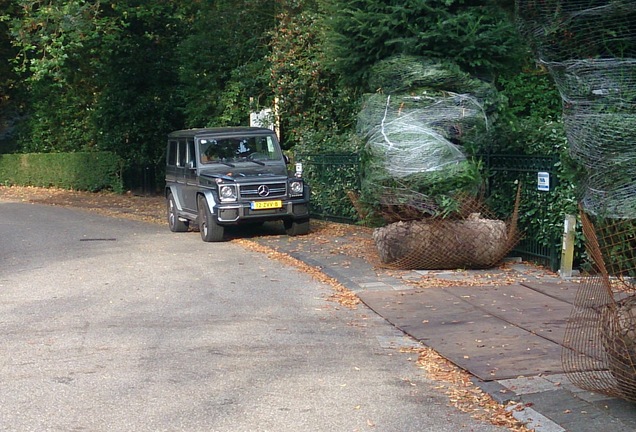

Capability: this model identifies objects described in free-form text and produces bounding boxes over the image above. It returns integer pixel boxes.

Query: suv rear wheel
[198,196,224,242]
[167,192,188,232]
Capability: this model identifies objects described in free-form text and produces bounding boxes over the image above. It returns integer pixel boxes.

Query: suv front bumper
[216,200,309,223]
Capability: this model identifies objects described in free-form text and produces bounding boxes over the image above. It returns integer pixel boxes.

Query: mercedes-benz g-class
[165,127,310,242]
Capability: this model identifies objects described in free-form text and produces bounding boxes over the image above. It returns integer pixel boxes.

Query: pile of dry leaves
[413,347,529,431]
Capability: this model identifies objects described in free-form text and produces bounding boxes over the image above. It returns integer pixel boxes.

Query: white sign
[538,171,550,191]
[250,108,275,131]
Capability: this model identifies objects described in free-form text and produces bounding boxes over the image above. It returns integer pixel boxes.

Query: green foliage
[298,152,362,221]
[368,55,492,95]
[293,131,364,221]
[268,4,360,148]
[475,69,574,194]
[359,155,485,220]
[91,2,185,166]
[475,117,569,157]
[4,1,119,154]
[464,68,565,155]
[496,69,562,121]
[16,79,96,153]
[324,0,525,88]
[294,129,363,155]
[590,217,636,278]
[0,0,19,150]
[403,160,484,202]
[177,0,276,128]
[0,151,123,191]
[6,1,187,165]
[4,0,121,84]
[217,61,271,127]
[486,159,578,246]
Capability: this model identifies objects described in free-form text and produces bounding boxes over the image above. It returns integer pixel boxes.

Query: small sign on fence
[537,171,550,191]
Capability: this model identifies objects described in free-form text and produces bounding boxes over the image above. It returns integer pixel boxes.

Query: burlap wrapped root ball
[601,295,636,401]
[373,214,509,270]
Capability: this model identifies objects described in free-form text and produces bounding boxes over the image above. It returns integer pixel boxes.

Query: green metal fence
[298,153,361,223]
[482,154,561,271]
[300,152,563,271]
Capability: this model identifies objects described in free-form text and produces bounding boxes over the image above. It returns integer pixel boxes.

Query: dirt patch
[0,185,166,225]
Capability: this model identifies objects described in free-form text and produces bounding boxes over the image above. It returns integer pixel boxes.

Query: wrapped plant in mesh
[517,0,636,401]
[601,295,636,399]
[356,55,519,269]
[367,55,494,95]
[357,57,494,219]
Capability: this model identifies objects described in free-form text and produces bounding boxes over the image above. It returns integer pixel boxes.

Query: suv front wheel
[198,196,224,242]
[284,218,310,236]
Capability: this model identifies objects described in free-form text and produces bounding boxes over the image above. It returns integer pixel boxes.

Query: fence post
[560,214,576,277]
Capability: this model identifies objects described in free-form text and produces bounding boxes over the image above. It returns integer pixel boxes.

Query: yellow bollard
[560,214,576,278]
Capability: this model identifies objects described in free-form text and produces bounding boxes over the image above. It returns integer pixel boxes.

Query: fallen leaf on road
[233,239,360,309]
[409,347,532,432]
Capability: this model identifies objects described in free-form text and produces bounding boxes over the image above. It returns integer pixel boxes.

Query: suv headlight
[290,180,303,197]
[219,184,237,202]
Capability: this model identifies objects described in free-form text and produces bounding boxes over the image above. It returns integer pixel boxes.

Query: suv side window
[167,140,177,166]
[187,138,196,168]
[177,138,187,167]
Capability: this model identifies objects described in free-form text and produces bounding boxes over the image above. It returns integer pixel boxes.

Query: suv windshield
[199,134,282,164]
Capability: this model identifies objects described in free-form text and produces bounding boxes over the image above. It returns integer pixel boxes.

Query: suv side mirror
[284,154,290,165]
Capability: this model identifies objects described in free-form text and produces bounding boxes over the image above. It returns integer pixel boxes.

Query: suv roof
[168,127,275,139]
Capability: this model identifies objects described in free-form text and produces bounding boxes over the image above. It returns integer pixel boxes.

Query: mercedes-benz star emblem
[257,185,270,197]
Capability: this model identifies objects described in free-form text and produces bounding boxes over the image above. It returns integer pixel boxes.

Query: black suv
[165,127,310,241]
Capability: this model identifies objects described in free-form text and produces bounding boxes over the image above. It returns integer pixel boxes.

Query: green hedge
[298,153,361,222]
[0,152,123,192]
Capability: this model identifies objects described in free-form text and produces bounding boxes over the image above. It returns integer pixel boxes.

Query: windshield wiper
[240,157,265,166]
[215,161,235,167]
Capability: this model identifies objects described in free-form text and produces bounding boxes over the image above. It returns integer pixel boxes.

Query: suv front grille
[240,182,287,200]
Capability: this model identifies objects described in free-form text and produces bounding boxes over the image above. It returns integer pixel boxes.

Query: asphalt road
[0,202,509,432]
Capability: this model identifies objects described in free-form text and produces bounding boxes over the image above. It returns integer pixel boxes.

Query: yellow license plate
[251,200,282,210]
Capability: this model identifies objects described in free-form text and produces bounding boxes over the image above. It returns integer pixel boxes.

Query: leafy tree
[268,0,360,149]
[324,0,524,88]
[4,0,122,152]
[91,2,186,165]
[0,0,20,152]
[176,0,278,128]
[4,1,187,165]
[5,0,119,84]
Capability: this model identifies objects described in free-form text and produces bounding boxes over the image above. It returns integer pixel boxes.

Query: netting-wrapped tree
[357,56,520,270]
[517,0,636,401]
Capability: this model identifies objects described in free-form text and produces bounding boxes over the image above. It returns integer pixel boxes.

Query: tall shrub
[324,0,524,88]
[91,2,185,166]
[5,0,120,153]
[176,0,277,128]
[268,1,359,150]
